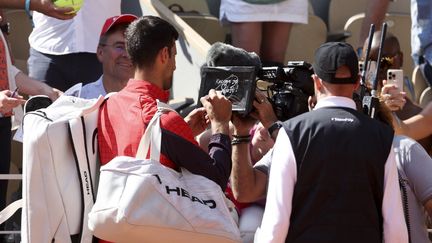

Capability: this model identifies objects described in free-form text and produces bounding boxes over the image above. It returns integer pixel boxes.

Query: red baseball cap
[100,14,138,37]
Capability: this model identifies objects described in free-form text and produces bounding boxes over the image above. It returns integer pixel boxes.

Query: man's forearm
[231,143,265,202]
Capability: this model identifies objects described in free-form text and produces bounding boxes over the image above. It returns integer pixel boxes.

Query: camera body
[198,61,314,120]
[258,61,314,121]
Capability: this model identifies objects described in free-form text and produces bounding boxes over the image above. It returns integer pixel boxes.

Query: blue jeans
[27,48,102,92]
[411,0,432,65]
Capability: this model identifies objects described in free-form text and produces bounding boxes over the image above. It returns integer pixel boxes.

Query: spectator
[0,0,75,19]
[411,0,432,86]
[392,134,432,243]
[357,0,390,55]
[374,100,432,243]
[362,31,403,87]
[219,0,308,65]
[79,14,137,99]
[27,0,121,92]
[356,0,432,86]
[249,42,407,242]
[98,14,232,214]
[362,30,432,153]
[0,9,61,240]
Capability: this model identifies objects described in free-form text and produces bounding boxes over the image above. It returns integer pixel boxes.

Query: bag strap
[66,95,109,243]
[0,199,22,225]
[68,119,95,243]
[136,100,174,160]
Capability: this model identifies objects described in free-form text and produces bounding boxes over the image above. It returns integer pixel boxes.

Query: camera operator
[222,54,312,243]
[232,42,408,242]
[230,90,277,204]
[198,42,314,243]
[199,42,313,201]
[228,59,321,204]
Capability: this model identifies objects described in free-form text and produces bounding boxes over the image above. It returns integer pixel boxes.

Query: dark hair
[99,23,129,45]
[125,15,179,68]
[376,100,394,129]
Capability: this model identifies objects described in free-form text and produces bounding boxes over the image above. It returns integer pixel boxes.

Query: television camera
[257,61,314,121]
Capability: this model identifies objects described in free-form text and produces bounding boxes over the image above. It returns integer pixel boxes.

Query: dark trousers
[0,117,11,216]
[28,48,103,92]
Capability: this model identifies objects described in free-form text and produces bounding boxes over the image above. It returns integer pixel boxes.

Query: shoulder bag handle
[135,100,175,160]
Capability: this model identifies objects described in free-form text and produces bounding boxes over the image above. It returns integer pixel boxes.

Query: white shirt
[29,0,121,55]
[80,76,106,99]
[255,96,408,243]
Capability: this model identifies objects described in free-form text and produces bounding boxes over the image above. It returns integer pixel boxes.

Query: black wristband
[267,121,282,136]
[232,134,251,139]
[231,137,251,145]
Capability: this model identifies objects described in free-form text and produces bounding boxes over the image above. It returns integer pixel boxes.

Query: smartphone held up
[387,69,403,92]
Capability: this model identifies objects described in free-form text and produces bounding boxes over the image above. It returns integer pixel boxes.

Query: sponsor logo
[153,174,216,209]
[83,171,90,195]
[331,117,354,122]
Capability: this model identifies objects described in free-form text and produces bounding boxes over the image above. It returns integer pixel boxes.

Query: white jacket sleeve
[254,129,297,243]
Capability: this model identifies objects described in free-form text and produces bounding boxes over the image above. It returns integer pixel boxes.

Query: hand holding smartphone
[386,69,404,92]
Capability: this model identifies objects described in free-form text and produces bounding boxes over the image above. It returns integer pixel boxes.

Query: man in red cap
[80,14,137,99]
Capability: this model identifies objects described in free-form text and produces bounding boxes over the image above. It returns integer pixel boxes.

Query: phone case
[387,69,404,92]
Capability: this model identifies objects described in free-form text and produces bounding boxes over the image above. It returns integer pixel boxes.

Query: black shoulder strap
[398,173,411,243]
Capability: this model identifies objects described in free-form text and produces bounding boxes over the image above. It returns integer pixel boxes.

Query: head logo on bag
[153,173,217,209]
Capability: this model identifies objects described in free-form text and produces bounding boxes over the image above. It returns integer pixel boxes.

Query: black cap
[312,42,359,84]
